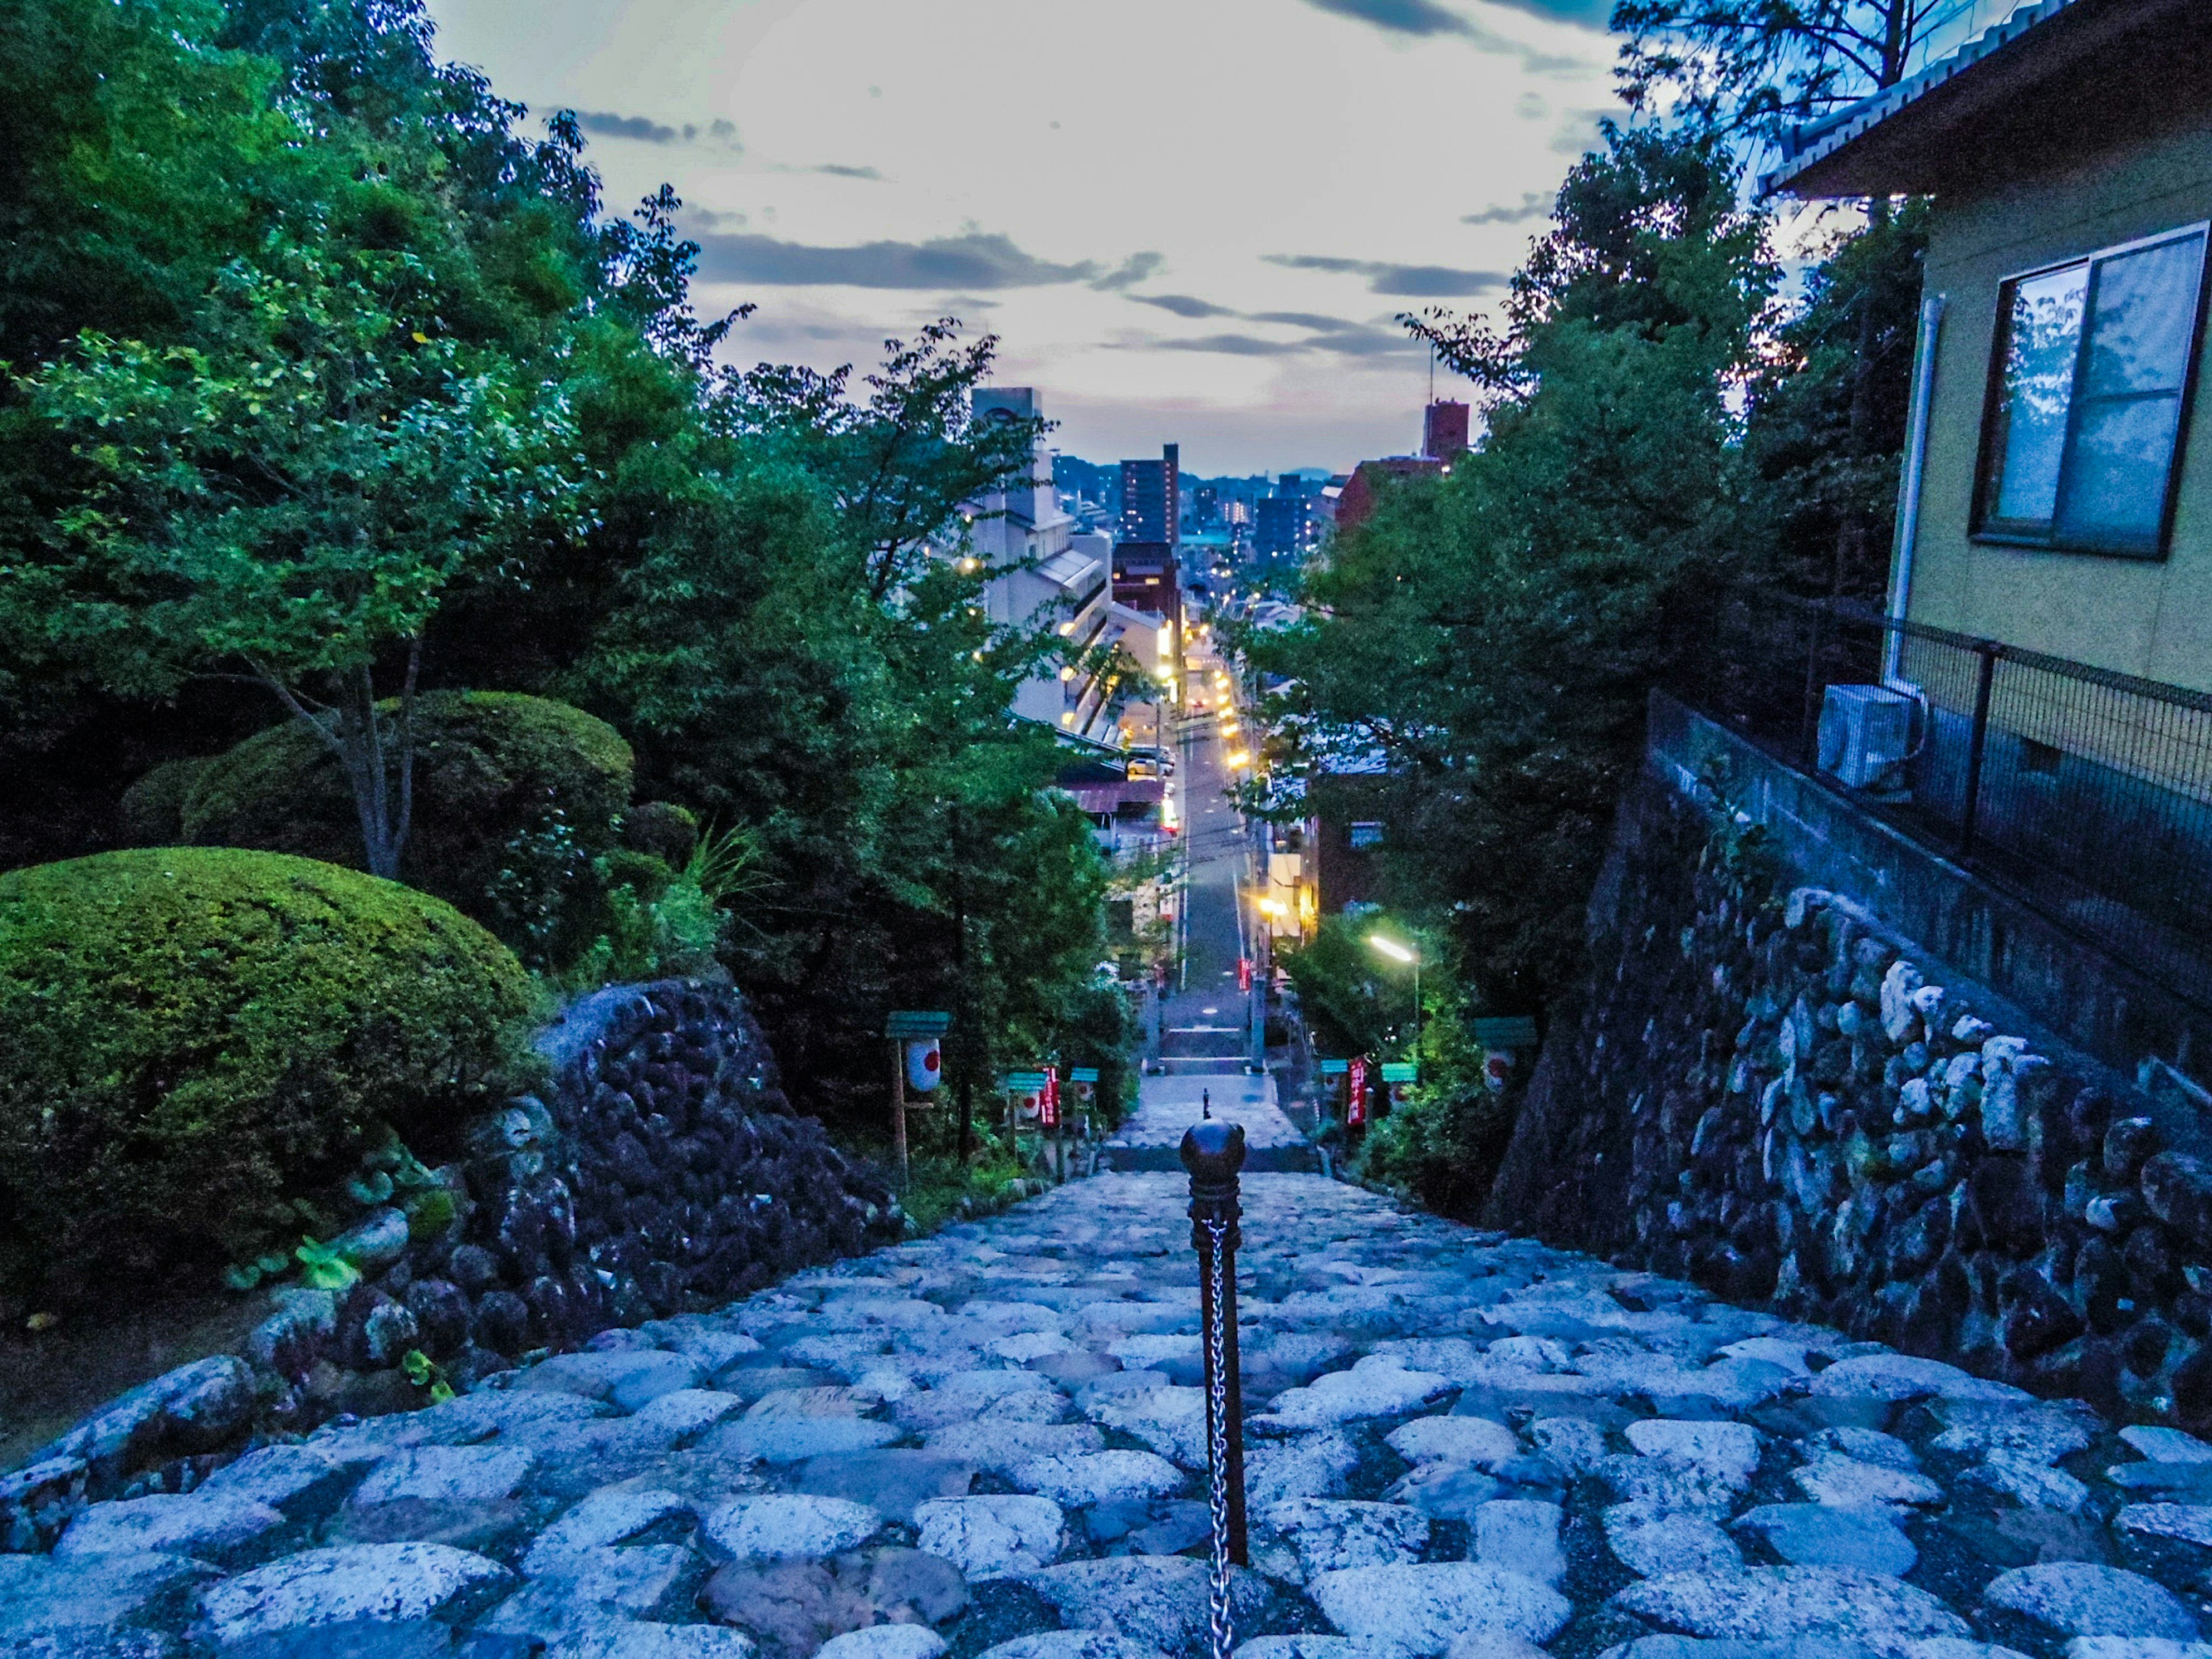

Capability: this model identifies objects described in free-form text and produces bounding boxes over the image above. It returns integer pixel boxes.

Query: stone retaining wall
[3,978,896,1546]
[1490,759,2212,1433]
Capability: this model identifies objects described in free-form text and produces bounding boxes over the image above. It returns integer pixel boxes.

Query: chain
[1202,1217,1234,1659]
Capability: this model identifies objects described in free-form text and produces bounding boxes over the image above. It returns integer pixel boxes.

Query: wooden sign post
[884,1010,951,1191]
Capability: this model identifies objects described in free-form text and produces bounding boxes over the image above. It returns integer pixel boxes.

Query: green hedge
[0,849,533,1303]
[118,756,208,846]
[177,691,634,925]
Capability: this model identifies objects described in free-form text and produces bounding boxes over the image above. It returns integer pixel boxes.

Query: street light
[1366,934,1421,1046]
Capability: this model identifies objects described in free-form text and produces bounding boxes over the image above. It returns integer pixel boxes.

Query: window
[1975,224,2209,558]
[1349,821,1385,850]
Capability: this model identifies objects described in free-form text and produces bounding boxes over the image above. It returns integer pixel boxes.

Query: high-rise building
[1254,495,1310,563]
[1422,400,1471,460]
[1119,444,1180,546]
[1192,485,1218,528]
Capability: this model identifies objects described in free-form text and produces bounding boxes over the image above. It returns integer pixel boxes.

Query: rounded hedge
[179,691,634,921]
[0,849,533,1304]
[119,756,208,846]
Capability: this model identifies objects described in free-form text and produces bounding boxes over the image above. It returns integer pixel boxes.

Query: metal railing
[1677,591,2212,1013]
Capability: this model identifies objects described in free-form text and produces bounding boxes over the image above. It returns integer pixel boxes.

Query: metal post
[1960,644,1998,859]
[1181,1116,1249,1654]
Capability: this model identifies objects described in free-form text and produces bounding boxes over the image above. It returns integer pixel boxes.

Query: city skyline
[422,0,1620,474]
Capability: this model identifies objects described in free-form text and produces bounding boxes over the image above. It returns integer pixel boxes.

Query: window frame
[1970,219,2212,562]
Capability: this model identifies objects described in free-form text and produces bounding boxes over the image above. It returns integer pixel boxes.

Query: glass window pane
[2081,232,2205,398]
[1988,264,2087,525]
[2057,393,2183,551]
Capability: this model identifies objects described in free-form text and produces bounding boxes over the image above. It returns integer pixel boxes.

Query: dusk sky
[425,0,1627,475]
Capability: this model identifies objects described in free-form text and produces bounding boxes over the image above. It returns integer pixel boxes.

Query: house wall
[1908,89,2212,691]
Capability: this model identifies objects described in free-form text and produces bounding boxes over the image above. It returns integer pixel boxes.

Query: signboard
[1317,1059,1349,1076]
[904,1039,942,1094]
[1346,1056,1368,1126]
[1005,1071,1050,1092]
[1380,1062,1418,1084]
[1237,957,1253,993]
[1471,1016,1537,1050]
[886,1010,953,1039]
[1040,1066,1059,1128]
[1069,1067,1100,1084]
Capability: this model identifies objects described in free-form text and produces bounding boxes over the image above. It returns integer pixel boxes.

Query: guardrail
[1676,592,2212,1013]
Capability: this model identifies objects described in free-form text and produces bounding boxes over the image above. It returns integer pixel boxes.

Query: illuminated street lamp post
[1366,933,1420,1047]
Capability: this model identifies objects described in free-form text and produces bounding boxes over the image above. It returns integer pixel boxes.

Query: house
[1732,0,2212,1063]
[1768,0,2210,692]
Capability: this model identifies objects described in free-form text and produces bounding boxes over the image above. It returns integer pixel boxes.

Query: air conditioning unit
[1819,684,1915,789]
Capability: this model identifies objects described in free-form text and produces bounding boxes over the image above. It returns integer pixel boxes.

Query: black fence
[1677,592,2212,1014]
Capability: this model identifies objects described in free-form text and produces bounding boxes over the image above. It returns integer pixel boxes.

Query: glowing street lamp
[1366,934,1421,1044]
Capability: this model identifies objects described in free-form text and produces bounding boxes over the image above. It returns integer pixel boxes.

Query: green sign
[1317,1059,1349,1076]
[1380,1062,1418,1084]
[1005,1071,1051,1092]
[1471,1016,1537,1050]
[885,1010,952,1039]
[1069,1067,1100,1084]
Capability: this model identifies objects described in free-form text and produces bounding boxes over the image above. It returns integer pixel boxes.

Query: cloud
[574,111,741,150]
[1264,254,1508,297]
[1463,191,1551,225]
[1091,251,1166,291]
[1113,306,1415,360]
[1488,0,1616,24]
[695,229,1127,290]
[809,164,885,180]
[1302,0,1473,35]
[576,110,691,145]
[1300,0,1593,73]
[1129,294,1241,319]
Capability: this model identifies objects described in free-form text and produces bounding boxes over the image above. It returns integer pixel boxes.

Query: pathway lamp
[1365,934,1421,1045]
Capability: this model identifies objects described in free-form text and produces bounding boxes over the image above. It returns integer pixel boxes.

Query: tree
[1240,127,1774,1012]
[1611,0,1967,139]
[17,241,586,876]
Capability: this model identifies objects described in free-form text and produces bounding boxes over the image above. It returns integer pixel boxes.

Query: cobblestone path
[16,1168,2212,1659]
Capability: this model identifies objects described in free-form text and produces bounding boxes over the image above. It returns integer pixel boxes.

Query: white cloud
[425,0,1615,472]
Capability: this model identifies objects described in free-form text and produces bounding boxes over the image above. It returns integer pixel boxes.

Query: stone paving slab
[16,1169,2212,1659]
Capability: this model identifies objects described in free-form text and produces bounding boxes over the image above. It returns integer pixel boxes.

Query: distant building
[1423,400,1471,459]
[1193,485,1218,528]
[1253,495,1312,563]
[1112,540,1180,615]
[1333,456,1444,533]
[965,388,1119,737]
[1119,444,1180,547]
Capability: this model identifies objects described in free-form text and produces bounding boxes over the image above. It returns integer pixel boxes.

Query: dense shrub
[177,691,634,928]
[118,756,209,845]
[623,801,700,868]
[0,848,533,1304]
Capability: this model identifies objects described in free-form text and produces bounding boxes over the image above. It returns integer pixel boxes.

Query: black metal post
[1181,1119,1248,1571]
[1800,600,1828,768]
[1960,644,1998,859]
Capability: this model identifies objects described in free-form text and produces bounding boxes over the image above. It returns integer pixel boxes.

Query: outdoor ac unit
[1819,684,1915,789]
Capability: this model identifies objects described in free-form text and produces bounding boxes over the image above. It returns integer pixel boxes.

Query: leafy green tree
[1243,127,1773,1016]
[18,241,586,875]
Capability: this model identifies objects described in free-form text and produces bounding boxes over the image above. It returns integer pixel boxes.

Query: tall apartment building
[1253,494,1312,563]
[1119,444,1180,547]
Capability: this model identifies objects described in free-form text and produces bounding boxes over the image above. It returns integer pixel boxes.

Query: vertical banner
[1041,1066,1059,1127]
[1237,957,1253,993]
[1346,1056,1368,1126]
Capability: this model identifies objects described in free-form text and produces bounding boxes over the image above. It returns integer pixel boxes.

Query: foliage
[0,0,1139,1159]
[180,691,633,950]
[1245,127,1774,1017]
[1611,0,1961,139]
[0,847,532,1304]
[119,756,210,846]
[1353,994,1513,1218]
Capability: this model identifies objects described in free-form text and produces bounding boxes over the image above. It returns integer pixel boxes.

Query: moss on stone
[178,691,634,924]
[0,848,533,1304]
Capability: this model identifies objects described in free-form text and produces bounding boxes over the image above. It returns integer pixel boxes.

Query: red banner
[1237,957,1252,993]
[1040,1066,1059,1127]
[1346,1057,1368,1126]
